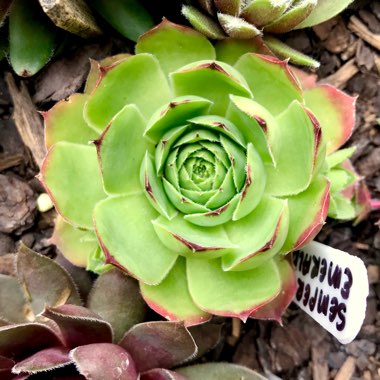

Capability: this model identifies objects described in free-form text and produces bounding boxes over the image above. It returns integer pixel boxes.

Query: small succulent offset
[181,0,354,67]
[0,245,263,379]
[40,21,369,326]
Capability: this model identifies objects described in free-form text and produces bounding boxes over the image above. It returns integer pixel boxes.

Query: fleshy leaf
[145,96,211,142]
[181,5,226,40]
[188,323,223,359]
[119,321,197,372]
[250,258,296,323]
[85,53,171,129]
[40,142,106,229]
[232,143,266,220]
[0,274,27,323]
[84,54,131,95]
[263,36,320,68]
[217,13,262,39]
[94,194,178,285]
[42,305,113,347]
[171,60,252,116]
[140,258,211,326]
[17,243,81,317]
[241,0,291,26]
[326,147,356,169]
[0,355,14,380]
[234,53,302,115]
[187,258,281,321]
[51,215,98,268]
[13,347,71,375]
[152,215,236,259]
[44,94,98,149]
[214,0,242,15]
[140,152,177,219]
[304,84,356,154]
[265,101,320,196]
[281,175,330,253]
[70,343,138,380]
[223,196,288,271]
[96,104,148,195]
[136,19,215,76]
[264,0,317,33]
[177,363,267,379]
[87,269,147,343]
[215,38,274,66]
[296,0,354,28]
[226,95,276,164]
[0,323,62,359]
[141,368,187,380]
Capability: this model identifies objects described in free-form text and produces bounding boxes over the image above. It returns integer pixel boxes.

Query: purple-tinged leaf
[87,269,147,343]
[188,323,223,359]
[141,368,187,380]
[177,363,267,379]
[70,343,138,380]
[12,347,71,375]
[119,321,197,372]
[17,243,81,317]
[250,259,296,323]
[42,305,112,348]
[0,355,14,380]
[0,274,28,323]
[0,323,62,359]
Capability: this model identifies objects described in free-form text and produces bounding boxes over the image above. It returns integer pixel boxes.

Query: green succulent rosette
[41,20,362,325]
[181,0,354,68]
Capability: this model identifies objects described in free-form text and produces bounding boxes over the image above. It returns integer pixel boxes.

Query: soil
[0,1,379,379]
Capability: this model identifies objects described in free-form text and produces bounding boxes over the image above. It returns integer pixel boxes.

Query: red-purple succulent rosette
[40,20,369,326]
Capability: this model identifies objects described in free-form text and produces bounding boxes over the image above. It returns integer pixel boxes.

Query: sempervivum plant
[181,0,354,67]
[40,20,369,326]
[0,244,262,379]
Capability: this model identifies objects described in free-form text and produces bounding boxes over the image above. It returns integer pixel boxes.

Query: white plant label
[293,241,368,344]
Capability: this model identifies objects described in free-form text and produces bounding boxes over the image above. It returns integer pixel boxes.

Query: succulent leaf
[141,368,187,380]
[0,323,62,359]
[0,275,27,323]
[41,142,106,229]
[296,0,354,28]
[94,194,178,285]
[42,305,113,348]
[140,258,211,325]
[187,258,281,321]
[136,19,216,76]
[70,343,138,380]
[17,243,81,317]
[177,362,268,379]
[249,258,296,322]
[87,269,147,343]
[304,84,356,154]
[51,216,98,268]
[12,347,71,375]
[119,321,197,372]
[44,94,98,149]
[97,104,148,195]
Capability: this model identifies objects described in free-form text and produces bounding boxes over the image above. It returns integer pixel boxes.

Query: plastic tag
[293,241,368,344]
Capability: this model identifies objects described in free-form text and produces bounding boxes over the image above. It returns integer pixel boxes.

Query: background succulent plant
[0,0,154,76]
[40,20,369,326]
[181,0,354,67]
[0,244,265,379]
